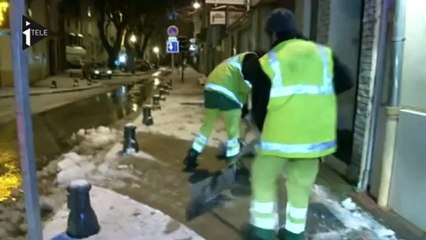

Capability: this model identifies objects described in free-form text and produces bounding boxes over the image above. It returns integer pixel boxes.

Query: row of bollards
[59,77,175,239]
[51,79,97,89]
[141,78,173,126]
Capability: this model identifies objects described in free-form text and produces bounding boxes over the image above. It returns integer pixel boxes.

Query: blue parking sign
[166,40,179,53]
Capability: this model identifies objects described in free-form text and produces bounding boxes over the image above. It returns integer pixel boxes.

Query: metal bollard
[51,80,57,89]
[166,82,172,90]
[73,79,79,87]
[66,179,100,239]
[142,105,154,126]
[152,94,161,110]
[162,86,170,95]
[159,88,167,101]
[122,123,139,155]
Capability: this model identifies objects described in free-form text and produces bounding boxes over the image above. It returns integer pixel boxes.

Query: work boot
[243,225,276,240]
[277,228,305,240]
[183,149,199,172]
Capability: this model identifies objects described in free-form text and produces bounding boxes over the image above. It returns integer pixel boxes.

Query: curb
[0,84,104,99]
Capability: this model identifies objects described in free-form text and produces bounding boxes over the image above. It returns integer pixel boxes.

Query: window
[0,1,9,29]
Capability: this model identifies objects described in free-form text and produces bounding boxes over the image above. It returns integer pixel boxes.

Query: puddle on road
[0,77,166,201]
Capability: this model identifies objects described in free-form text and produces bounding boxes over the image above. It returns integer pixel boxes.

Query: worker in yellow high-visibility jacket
[183,52,260,171]
[242,8,353,240]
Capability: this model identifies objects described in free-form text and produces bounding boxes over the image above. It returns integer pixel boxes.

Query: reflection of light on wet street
[132,103,138,112]
[152,71,161,77]
[0,150,21,201]
[154,78,160,86]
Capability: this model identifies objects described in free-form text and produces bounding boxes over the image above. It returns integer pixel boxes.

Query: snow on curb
[57,126,161,188]
[43,186,205,240]
[312,185,397,239]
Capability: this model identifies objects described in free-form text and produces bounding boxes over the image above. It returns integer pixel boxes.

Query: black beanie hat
[265,8,297,34]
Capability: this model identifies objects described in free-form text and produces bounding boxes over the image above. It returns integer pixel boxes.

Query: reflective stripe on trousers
[249,201,308,233]
[204,83,243,108]
[283,203,308,234]
[226,137,240,157]
[192,133,208,153]
[250,201,278,230]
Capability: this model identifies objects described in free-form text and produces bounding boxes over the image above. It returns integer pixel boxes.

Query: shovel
[186,134,259,220]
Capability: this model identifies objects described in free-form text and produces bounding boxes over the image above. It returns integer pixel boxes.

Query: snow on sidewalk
[134,68,257,148]
[43,185,204,240]
[312,185,397,239]
[43,126,204,239]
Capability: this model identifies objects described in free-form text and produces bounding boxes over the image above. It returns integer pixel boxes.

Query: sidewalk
[0,75,102,99]
[0,69,163,99]
[43,185,204,240]
[128,68,400,239]
[39,67,415,239]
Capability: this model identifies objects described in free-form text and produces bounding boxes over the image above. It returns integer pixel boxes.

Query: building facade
[60,0,112,67]
[196,0,426,233]
[0,0,64,87]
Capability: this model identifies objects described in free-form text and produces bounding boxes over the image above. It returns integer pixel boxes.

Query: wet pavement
[111,132,386,240]
[0,72,168,201]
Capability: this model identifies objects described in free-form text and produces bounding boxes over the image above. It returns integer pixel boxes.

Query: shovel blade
[186,168,237,220]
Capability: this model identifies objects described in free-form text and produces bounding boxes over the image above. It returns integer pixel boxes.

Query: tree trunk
[139,30,153,59]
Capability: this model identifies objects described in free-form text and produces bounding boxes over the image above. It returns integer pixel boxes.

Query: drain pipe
[356,0,391,192]
[377,0,406,208]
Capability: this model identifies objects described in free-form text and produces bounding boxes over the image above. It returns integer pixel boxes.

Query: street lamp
[129,34,137,43]
[193,2,201,9]
[153,46,160,67]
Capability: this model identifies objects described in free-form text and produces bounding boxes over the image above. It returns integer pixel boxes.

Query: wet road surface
[0,75,164,200]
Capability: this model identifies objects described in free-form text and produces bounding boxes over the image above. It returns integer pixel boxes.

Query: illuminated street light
[193,2,201,9]
[153,47,160,67]
[129,34,137,43]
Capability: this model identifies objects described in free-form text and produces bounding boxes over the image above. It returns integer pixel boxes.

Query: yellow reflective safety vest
[259,39,337,158]
[205,52,253,107]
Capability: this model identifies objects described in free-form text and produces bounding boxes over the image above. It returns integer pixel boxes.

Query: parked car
[135,60,153,71]
[90,63,112,79]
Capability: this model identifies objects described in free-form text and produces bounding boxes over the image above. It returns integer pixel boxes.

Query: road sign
[166,39,179,53]
[167,25,179,37]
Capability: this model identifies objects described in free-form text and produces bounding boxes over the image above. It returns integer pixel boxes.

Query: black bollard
[66,179,100,238]
[142,105,154,126]
[51,80,57,89]
[158,87,167,96]
[122,123,139,155]
[73,79,79,87]
[152,94,161,110]
[166,82,172,91]
[159,88,167,101]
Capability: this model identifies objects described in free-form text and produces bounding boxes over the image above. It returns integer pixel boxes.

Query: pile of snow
[57,127,122,187]
[72,126,120,150]
[43,186,205,240]
[56,152,96,187]
[312,185,397,240]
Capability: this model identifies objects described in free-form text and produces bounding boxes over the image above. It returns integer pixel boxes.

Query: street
[38,68,404,240]
[1,0,425,239]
